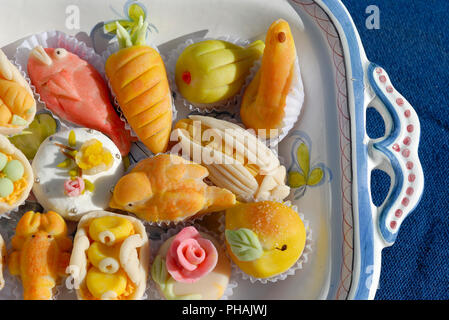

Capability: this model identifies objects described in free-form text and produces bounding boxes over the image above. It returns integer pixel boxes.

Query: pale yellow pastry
[0,134,33,215]
[0,49,36,135]
[109,154,236,223]
[173,115,290,201]
[67,211,149,300]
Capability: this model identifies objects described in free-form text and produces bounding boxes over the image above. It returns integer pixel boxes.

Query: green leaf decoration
[151,255,168,290]
[57,158,72,168]
[131,16,148,46]
[297,143,310,177]
[152,255,203,300]
[307,167,324,186]
[68,130,76,147]
[225,228,263,262]
[288,171,306,188]
[128,3,146,22]
[104,20,134,34]
[165,278,202,300]
[107,15,148,49]
[116,21,133,49]
[83,179,95,192]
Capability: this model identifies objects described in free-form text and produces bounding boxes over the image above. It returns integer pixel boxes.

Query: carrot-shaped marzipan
[105,16,173,154]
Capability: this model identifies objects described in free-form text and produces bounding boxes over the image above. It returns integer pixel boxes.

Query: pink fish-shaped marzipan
[27,46,132,155]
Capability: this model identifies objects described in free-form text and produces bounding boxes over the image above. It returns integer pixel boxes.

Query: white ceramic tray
[0,0,424,300]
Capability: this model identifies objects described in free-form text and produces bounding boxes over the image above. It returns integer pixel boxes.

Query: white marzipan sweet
[68,210,150,300]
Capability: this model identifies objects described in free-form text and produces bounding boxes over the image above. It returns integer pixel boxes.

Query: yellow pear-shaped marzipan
[175,40,264,104]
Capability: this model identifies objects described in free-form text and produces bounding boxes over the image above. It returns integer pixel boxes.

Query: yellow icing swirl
[75,139,113,175]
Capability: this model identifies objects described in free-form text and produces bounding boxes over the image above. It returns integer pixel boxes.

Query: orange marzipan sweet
[105,45,172,154]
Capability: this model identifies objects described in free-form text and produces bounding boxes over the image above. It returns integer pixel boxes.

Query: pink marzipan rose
[64,177,85,197]
[166,226,218,283]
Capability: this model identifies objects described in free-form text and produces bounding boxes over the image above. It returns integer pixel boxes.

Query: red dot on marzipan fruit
[182,71,192,84]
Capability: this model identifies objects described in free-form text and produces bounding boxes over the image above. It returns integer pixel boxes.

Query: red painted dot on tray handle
[386,86,394,93]
[396,98,404,106]
[404,110,411,118]
[395,209,403,218]
[403,137,411,146]
[402,149,410,158]
[409,174,416,182]
[406,187,414,196]
[402,198,410,206]
[406,161,414,170]
[407,125,414,133]
[392,144,400,152]
[379,75,387,83]
[390,221,397,229]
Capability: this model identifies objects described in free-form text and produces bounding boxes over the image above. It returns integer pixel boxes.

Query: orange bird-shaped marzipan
[109,154,236,223]
[240,19,302,139]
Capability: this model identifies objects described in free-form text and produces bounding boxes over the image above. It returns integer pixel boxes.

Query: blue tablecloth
[341,0,449,300]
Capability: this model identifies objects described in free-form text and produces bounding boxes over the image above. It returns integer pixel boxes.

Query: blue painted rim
[318,0,373,300]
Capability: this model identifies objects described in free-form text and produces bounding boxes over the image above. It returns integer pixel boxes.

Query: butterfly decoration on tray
[287,131,331,200]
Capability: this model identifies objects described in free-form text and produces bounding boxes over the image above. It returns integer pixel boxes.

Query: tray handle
[366,63,424,245]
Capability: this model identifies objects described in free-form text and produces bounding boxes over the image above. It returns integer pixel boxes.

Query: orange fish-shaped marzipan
[8,211,72,300]
[27,46,133,155]
[109,154,236,223]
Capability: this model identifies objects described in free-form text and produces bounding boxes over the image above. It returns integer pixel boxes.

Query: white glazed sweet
[32,128,124,221]
[67,210,150,300]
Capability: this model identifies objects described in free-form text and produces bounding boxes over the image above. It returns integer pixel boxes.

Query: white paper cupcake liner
[241,57,305,146]
[165,35,260,114]
[121,208,220,230]
[219,201,312,284]
[147,223,238,300]
[13,30,108,132]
